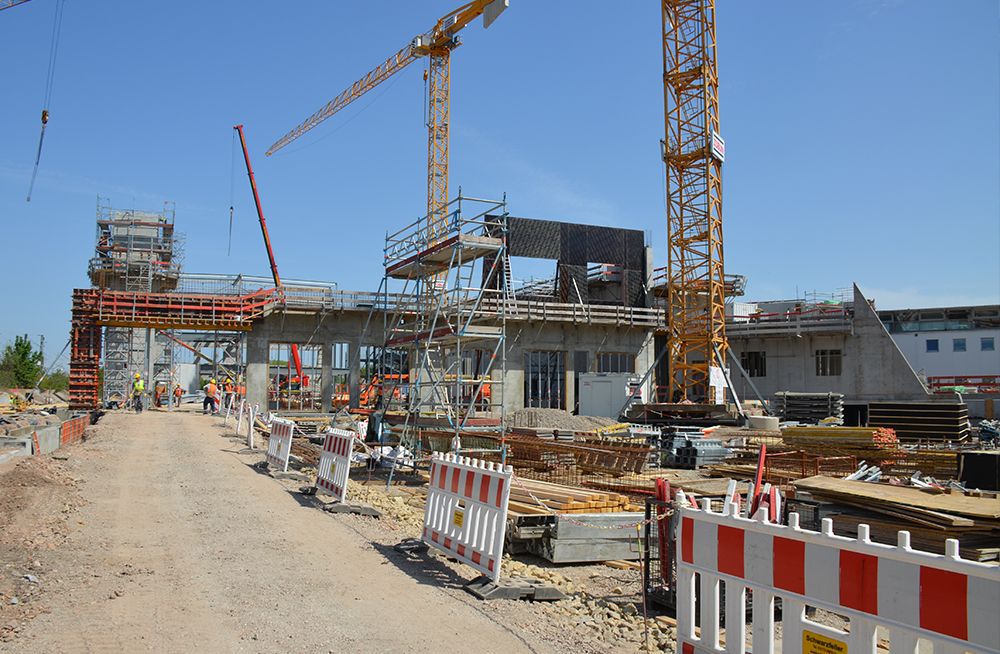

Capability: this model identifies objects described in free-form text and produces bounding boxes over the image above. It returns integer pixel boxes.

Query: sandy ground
[0,407,666,654]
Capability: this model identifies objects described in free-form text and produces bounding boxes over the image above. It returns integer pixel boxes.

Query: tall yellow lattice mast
[661,0,727,402]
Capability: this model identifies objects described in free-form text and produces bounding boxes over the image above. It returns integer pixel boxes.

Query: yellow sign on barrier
[803,631,847,654]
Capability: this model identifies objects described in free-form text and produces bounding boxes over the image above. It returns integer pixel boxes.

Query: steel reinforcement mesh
[481,434,662,499]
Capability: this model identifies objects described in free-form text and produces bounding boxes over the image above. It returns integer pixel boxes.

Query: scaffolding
[380,193,508,457]
[86,196,185,407]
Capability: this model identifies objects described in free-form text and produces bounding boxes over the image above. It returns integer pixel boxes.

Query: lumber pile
[868,402,971,442]
[793,475,1000,561]
[508,478,640,515]
[781,426,891,455]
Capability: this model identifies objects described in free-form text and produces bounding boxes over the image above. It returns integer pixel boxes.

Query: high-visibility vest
[133,380,145,394]
[206,383,217,398]
[174,386,182,397]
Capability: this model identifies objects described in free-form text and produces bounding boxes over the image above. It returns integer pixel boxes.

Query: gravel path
[2,407,677,653]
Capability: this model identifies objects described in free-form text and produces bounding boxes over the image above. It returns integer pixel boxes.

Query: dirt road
[3,408,591,653]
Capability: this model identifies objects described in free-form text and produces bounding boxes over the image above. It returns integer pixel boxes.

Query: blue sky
[2,0,998,369]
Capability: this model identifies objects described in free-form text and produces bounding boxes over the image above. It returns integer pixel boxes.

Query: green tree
[39,369,70,392]
[0,335,44,388]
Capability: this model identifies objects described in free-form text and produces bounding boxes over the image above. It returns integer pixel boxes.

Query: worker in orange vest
[203,379,218,415]
[173,384,183,408]
[223,377,234,412]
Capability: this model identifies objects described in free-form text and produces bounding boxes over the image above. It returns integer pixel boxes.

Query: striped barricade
[265,417,294,472]
[315,428,354,502]
[421,453,513,583]
[674,491,1000,654]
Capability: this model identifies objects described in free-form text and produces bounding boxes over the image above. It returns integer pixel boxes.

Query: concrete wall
[729,285,929,404]
[503,321,655,415]
[246,311,385,412]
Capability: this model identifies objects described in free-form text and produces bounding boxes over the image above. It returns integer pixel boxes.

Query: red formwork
[60,415,89,445]
[68,287,276,410]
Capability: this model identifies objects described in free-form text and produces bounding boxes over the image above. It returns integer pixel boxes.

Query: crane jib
[265,45,418,156]
[265,0,507,157]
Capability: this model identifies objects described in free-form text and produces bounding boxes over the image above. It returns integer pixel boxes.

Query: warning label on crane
[711,131,725,162]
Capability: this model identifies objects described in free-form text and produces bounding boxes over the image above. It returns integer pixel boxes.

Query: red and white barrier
[265,417,294,472]
[674,491,1000,654]
[421,453,512,583]
[315,428,354,502]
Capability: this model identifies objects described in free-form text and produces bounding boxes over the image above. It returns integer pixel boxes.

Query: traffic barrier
[315,428,354,502]
[265,417,294,472]
[674,491,1000,654]
[236,400,245,435]
[421,453,513,583]
[223,394,235,424]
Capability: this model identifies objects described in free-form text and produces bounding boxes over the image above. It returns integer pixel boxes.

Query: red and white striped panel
[265,417,294,472]
[315,428,354,502]
[421,453,513,583]
[676,502,1000,653]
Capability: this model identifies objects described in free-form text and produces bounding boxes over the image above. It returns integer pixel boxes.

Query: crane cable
[229,128,237,255]
[26,0,65,202]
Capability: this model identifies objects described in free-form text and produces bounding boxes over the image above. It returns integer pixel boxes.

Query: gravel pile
[508,408,619,431]
[503,557,675,651]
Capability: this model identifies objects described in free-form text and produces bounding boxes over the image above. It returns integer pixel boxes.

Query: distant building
[878,305,1000,383]
[726,286,998,420]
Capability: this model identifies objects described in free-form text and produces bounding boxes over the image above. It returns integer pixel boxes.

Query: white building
[879,305,999,384]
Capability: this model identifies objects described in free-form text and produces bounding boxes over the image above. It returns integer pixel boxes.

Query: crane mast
[661,0,727,403]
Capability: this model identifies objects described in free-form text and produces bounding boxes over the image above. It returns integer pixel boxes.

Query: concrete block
[0,447,22,465]
[747,415,779,431]
[0,438,30,457]
[464,575,567,601]
[322,502,382,517]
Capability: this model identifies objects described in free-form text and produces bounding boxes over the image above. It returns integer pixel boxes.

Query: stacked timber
[507,478,639,515]
[781,426,900,458]
[868,402,971,443]
[774,391,843,422]
[793,475,1000,562]
[778,426,958,479]
[577,470,750,500]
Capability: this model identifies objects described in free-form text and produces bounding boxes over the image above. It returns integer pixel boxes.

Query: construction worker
[203,379,218,414]
[223,377,234,411]
[132,373,145,414]
[173,384,183,408]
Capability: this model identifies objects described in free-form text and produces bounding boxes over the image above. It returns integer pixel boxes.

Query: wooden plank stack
[793,475,1000,561]
[508,478,639,515]
[868,402,971,442]
[780,426,889,457]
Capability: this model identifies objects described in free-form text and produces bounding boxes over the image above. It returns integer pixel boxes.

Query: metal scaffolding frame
[380,192,509,457]
[87,196,185,407]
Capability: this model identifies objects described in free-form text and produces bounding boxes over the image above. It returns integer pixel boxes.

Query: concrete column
[321,341,333,414]
[246,333,269,411]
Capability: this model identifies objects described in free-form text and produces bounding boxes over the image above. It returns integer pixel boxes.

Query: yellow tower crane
[660,0,728,404]
[266,0,508,244]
